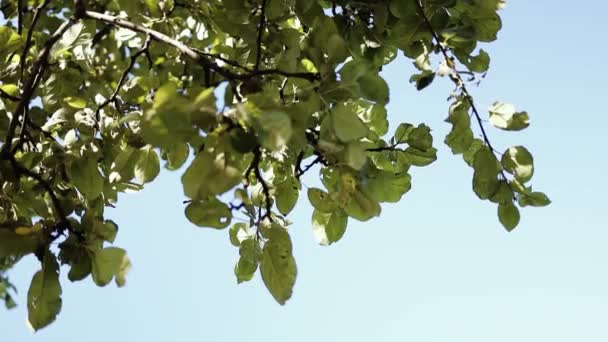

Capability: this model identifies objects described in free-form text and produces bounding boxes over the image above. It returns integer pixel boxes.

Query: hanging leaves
[27,250,62,331]
[0,0,549,328]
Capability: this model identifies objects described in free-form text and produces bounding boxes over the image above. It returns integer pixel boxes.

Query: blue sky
[4,1,608,341]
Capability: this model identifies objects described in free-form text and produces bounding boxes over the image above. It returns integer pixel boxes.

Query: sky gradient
[4,1,608,341]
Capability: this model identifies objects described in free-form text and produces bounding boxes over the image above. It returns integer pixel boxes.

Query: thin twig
[254,0,267,71]
[94,35,152,121]
[251,147,273,221]
[296,155,322,179]
[191,48,251,72]
[17,0,23,34]
[8,156,78,240]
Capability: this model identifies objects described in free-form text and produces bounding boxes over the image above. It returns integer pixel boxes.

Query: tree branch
[19,0,51,86]
[414,0,509,181]
[254,0,267,71]
[1,18,77,158]
[83,10,320,82]
[295,155,323,179]
[251,147,273,221]
[17,0,23,34]
[7,155,77,240]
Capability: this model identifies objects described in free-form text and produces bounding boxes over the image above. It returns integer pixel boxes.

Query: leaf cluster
[0,0,547,329]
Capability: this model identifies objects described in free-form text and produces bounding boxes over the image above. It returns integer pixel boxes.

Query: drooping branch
[414,0,509,181]
[83,11,320,83]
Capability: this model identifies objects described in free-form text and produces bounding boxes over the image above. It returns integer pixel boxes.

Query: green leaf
[519,192,551,207]
[235,238,262,283]
[0,26,22,60]
[0,83,19,97]
[498,202,520,231]
[331,103,368,142]
[488,102,530,131]
[141,83,198,147]
[93,220,118,243]
[50,22,85,61]
[165,143,189,170]
[312,209,347,246]
[367,171,412,203]
[307,188,337,212]
[0,228,44,258]
[27,250,62,331]
[445,99,474,154]
[403,147,437,166]
[466,49,490,73]
[229,223,254,247]
[412,71,436,90]
[360,104,389,136]
[344,142,368,170]
[394,123,414,143]
[67,254,92,282]
[358,74,389,105]
[64,96,87,109]
[135,146,160,183]
[326,34,349,64]
[275,177,300,216]
[344,189,381,221]
[257,111,293,150]
[463,139,484,166]
[185,198,232,229]
[472,146,500,199]
[501,146,534,183]
[407,124,433,151]
[260,225,297,305]
[70,155,104,200]
[91,247,131,287]
[182,149,242,199]
[489,181,514,204]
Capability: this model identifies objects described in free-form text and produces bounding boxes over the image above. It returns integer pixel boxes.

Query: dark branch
[94,35,152,121]
[7,156,78,240]
[296,155,323,179]
[366,146,402,153]
[254,0,268,71]
[19,0,51,85]
[251,147,273,221]
[17,0,23,34]
[1,18,77,158]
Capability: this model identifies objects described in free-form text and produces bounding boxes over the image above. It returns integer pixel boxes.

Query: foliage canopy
[0,0,549,330]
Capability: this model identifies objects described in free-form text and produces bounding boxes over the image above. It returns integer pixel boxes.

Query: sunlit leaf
[260,225,297,304]
[27,250,62,331]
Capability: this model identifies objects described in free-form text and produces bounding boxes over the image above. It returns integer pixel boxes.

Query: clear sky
[4,2,608,341]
